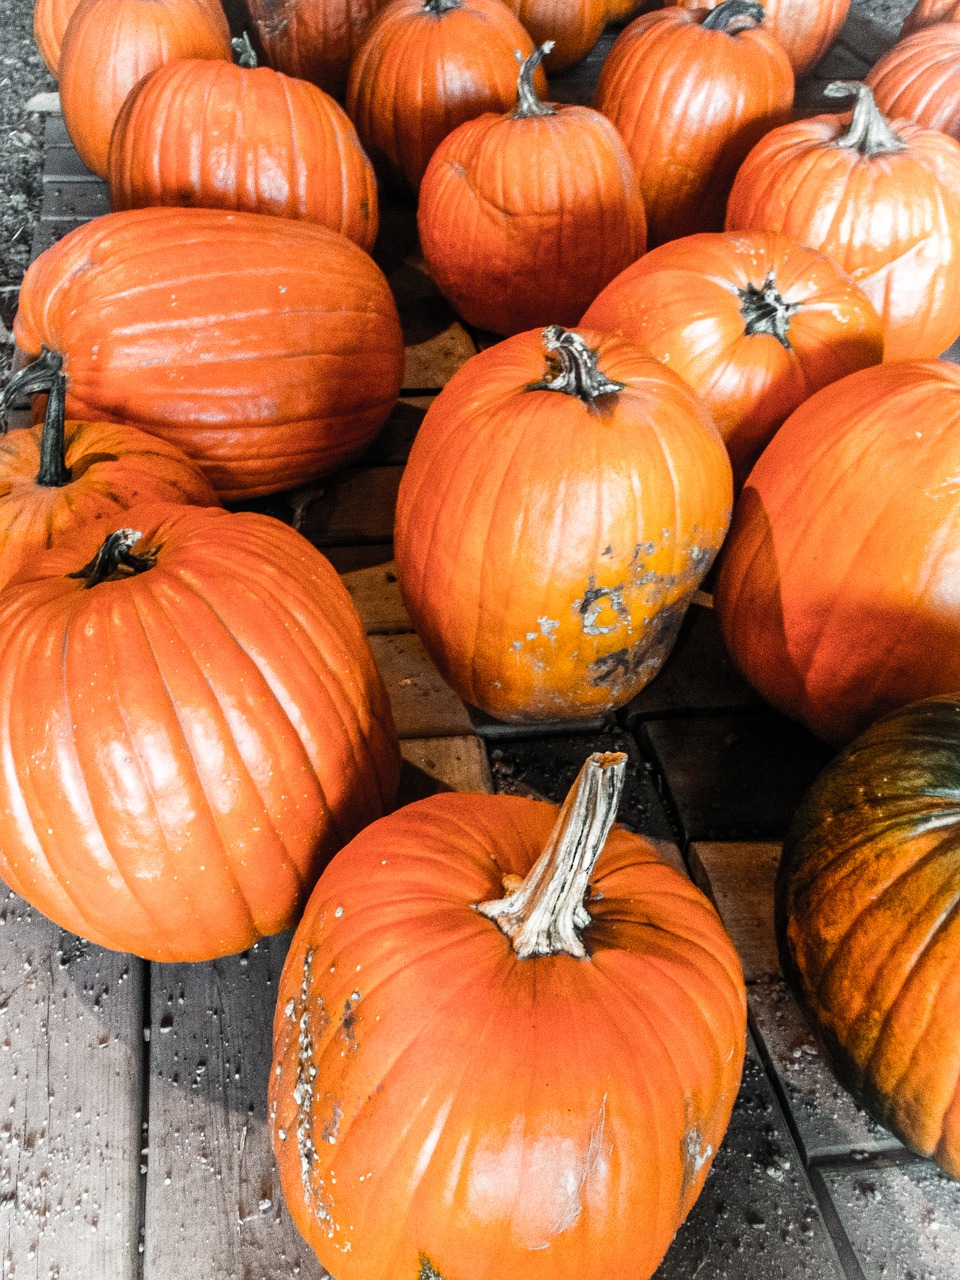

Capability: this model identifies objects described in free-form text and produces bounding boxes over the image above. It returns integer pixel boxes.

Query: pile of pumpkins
[5,0,960,1274]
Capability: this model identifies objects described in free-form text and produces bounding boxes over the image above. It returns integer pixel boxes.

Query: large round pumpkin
[672,0,850,76]
[502,0,610,72]
[245,0,387,96]
[866,23,960,143]
[107,36,379,248]
[270,752,747,1279]
[714,360,960,745]
[394,325,732,721]
[582,230,884,486]
[725,80,960,361]
[0,503,400,962]
[57,0,231,177]
[593,0,794,246]
[11,207,404,502]
[418,45,647,335]
[34,0,229,76]
[776,695,960,1178]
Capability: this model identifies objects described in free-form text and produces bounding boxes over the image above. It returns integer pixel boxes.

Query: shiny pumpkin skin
[582,230,884,487]
[714,360,960,745]
[0,417,219,591]
[245,0,387,96]
[57,0,231,177]
[776,695,960,1178]
[672,0,851,76]
[107,57,379,249]
[345,0,544,191]
[12,207,404,502]
[502,0,609,72]
[902,0,960,34]
[394,329,732,722]
[725,99,960,361]
[270,791,747,1279]
[0,503,400,962]
[593,5,794,247]
[34,0,228,77]
[866,25,960,143]
[417,105,647,335]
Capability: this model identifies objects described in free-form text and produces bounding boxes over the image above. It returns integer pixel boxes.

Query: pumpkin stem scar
[476,752,627,958]
[512,42,557,119]
[67,528,159,587]
[738,273,799,349]
[231,31,259,67]
[701,0,765,34]
[419,1253,450,1279]
[526,327,626,403]
[826,81,908,157]
[1,345,64,421]
[423,0,462,13]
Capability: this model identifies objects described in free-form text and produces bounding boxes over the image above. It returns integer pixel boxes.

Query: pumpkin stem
[826,81,908,156]
[423,0,462,13]
[701,0,765,33]
[68,528,159,588]
[231,32,258,67]
[527,326,626,403]
[36,372,72,487]
[1,346,64,420]
[476,752,627,959]
[513,43,557,119]
[738,274,798,349]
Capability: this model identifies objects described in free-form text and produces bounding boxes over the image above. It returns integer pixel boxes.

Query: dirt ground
[0,0,54,373]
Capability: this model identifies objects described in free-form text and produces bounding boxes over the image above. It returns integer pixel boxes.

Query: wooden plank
[398,735,493,802]
[143,937,327,1280]
[341,559,411,634]
[43,144,97,180]
[291,466,402,546]
[362,395,433,466]
[688,841,782,982]
[368,632,474,738]
[0,892,144,1278]
[40,179,111,223]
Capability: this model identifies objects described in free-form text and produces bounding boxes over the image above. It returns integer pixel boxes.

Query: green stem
[67,529,159,588]
[423,0,461,13]
[826,81,908,156]
[36,373,71,487]
[2,347,64,417]
[231,32,258,67]
[527,326,625,403]
[702,0,765,32]
[476,753,627,959]
[513,43,556,119]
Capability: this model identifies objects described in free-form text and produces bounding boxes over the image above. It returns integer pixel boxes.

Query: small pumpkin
[270,751,747,1279]
[12,207,404,502]
[582,230,884,486]
[418,44,647,335]
[594,0,794,247]
[0,353,219,590]
[394,325,731,721]
[57,0,231,177]
[0,503,400,962]
[714,359,960,745]
[902,0,960,35]
[726,80,960,361]
[107,33,379,249]
[345,0,544,191]
[776,695,960,1178]
[866,23,960,143]
[672,0,850,76]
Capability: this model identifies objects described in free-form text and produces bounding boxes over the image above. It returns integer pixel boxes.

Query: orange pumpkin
[902,0,960,34]
[418,45,647,335]
[726,80,960,361]
[582,230,884,486]
[12,207,404,502]
[594,0,794,246]
[394,325,732,721]
[672,0,850,76]
[245,0,387,96]
[715,360,960,744]
[866,23,960,143]
[34,0,228,76]
[0,352,219,590]
[345,0,544,191]
[58,0,231,177]
[502,0,609,72]
[270,752,747,1279]
[0,503,400,961]
[107,35,378,249]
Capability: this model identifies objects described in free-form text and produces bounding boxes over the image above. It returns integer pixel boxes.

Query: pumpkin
[714,360,960,745]
[581,230,884,487]
[776,695,960,1178]
[11,206,405,502]
[0,352,218,590]
[0,503,400,962]
[902,0,960,35]
[593,0,794,247]
[57,0,231,177]
[345,0,544,191]
[244,0,386,97]
[866,23,960,143]
[106,34,378,249]
[726,81,960,361]
[394,325,732,721]
[33,0,229,75]
[270,751,747,1279]
[672,0,851,76]
[418,45,647,335]
[502,0,609,72]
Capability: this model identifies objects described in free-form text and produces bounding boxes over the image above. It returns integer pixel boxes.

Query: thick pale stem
[826,81,907,156]
[513,42,556,119]
[2,347,64,418]
[423,0,461,13]
[37,373,71,487]
[476,752,627,959]
[527,326,626,402]
[231,32,258,67]
[68,529,159,588]
[739,274,798,349]
[702,0,765,32]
